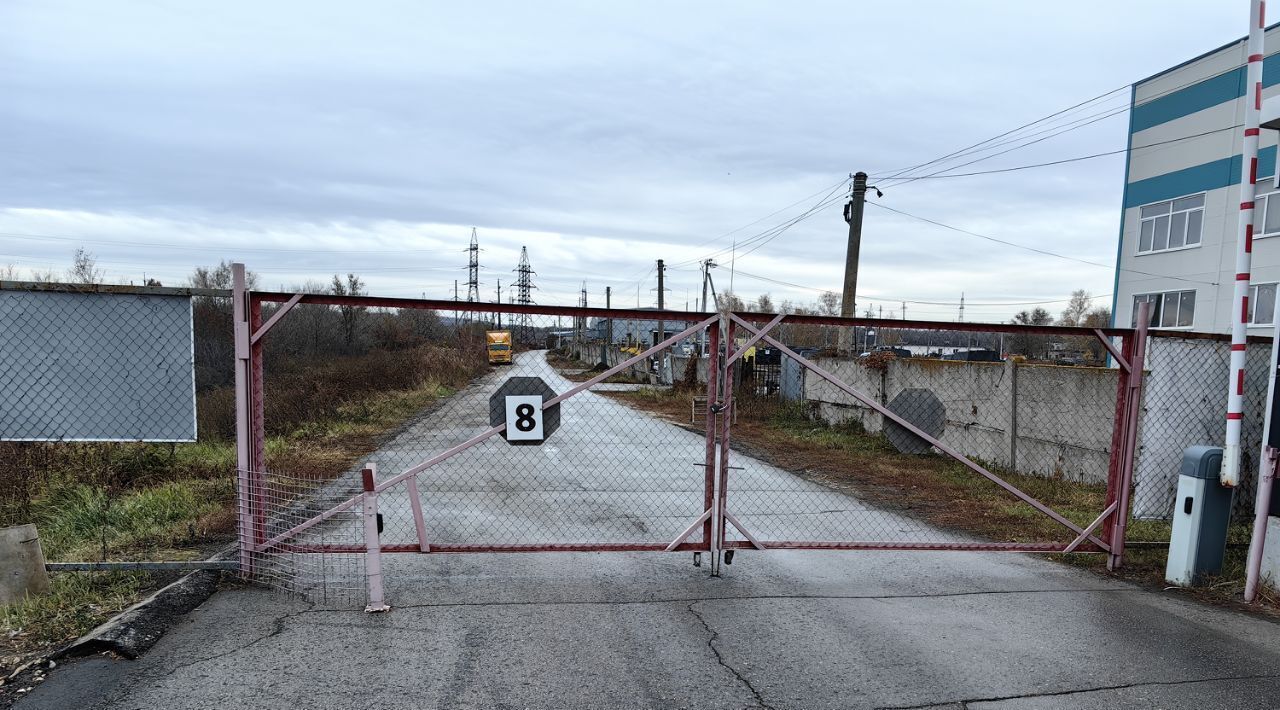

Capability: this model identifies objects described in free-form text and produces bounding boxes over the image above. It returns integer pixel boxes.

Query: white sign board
[504,395,545,441]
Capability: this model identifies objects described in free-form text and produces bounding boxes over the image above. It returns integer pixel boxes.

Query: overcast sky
[0,1,1251,321]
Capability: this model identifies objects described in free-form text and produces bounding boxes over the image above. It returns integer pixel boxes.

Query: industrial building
[1113,25,1280,333]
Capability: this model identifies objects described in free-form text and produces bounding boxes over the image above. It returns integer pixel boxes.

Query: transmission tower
[514,246,536,343]
[466,227,481,309]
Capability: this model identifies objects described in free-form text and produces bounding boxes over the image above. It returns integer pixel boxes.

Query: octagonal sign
[488,377,561,445]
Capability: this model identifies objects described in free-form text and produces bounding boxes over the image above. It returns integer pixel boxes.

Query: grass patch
[1,572,151,658]
[0,346,489,672]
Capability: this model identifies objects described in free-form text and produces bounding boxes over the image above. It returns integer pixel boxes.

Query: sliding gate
[231,262,1147,609]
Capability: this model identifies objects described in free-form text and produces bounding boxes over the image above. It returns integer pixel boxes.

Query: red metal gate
[231,261,1149,608]
[710,308,1148,573]
[231,263,726,608]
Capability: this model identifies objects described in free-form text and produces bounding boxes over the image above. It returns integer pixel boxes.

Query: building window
[1249,283,1278,325]
[1132,290,1195,328]
[1137,194,1204,254]
[1257,185,1280,239]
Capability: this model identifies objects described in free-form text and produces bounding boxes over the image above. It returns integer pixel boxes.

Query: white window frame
[1132,289,1196,329]
[1135,192,1205,255]
[1256,183,1280,240]
[1249,282,1278,326]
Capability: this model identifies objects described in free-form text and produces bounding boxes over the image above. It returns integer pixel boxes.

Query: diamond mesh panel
[0,289,195,441]
[720,319,1123,549]
[248,308,716,596]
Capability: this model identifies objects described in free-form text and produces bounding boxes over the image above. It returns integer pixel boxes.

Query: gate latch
[376,513,384,535]
[709,401,726,414]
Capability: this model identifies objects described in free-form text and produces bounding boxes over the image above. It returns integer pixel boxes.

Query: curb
[54,547,236,661]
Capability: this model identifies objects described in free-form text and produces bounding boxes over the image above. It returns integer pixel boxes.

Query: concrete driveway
[21,351,1280,709]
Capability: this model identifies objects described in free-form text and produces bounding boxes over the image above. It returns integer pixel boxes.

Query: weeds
[0,340,489,671]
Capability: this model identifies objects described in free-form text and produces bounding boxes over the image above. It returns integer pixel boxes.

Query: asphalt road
[21,351,1280,709]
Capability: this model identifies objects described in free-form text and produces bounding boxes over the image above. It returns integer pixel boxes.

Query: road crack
[157,600,316,678]
[876,671,1280,709]
[687,600,774,710]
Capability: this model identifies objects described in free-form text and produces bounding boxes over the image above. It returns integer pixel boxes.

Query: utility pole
[839,172,874,354]
[453,280,459,302]
[600,286,611,367]
[495,278,502,329]
[699,258,715,355]
[959,293,965,323]
[656,259,666,349]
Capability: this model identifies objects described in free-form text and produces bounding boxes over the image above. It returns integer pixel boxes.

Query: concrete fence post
[1009,358,1019,474]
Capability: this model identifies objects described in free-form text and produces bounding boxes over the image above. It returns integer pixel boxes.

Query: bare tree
[0,263,17,280]
[1009,307,1053,360]
[1059,289,1093,326]
[332,273,367,349]
[69,248,104,284]
[755,292,775,314]
[189,260,259,290]
[716,291,745,313]
[817,291,840,316]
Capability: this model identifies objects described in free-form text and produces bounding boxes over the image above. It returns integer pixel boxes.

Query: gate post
[703,323,721,563]
[1108,303,1150,569]
[362,463,390,612]
[1100,333,1136,553]
[232,264,252,576]
[712,318,738,576]
[249,293,267,554]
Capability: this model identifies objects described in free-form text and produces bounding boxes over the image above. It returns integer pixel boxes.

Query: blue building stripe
[1131,54,1280,134]
[1124,145,1278,208]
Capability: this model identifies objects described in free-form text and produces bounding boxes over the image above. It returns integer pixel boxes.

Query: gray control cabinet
[1165,446,1234,586]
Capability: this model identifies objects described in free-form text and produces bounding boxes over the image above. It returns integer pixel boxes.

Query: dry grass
[0,344,490,671]
[607,386,1275,616]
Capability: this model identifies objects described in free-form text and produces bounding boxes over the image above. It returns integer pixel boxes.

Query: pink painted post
[232,264,252,575]
[702,324,721,553]
[405,478,430,553]
[1246,289,1280,601]
[249,295,267,550]
[712,318,738,576]
[1108,302,1149,570]
[362,464,390,612]
[1223,0,1267,487]
[1101,330,1137,550]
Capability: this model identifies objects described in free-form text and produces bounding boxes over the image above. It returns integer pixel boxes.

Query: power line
[870,84,1131,182]
[884,125,1240,181]
[866,201,1218,287]
[729,268,1110,307]
[873,53,1274,187]
[0,231,457,255]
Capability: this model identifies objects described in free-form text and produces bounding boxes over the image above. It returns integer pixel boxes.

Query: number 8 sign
[504,395,544,441]
[488,376,560,446]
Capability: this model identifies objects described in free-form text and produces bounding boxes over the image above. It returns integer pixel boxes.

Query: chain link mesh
[0,289,196,442]
[248,308,716,596]
[724,321,1120,547]
[1132,334,1271,521]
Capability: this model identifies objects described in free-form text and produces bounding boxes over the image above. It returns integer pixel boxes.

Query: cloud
[0,0,1247,320]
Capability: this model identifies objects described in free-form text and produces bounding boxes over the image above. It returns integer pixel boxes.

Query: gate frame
[712,304,1149,567]
[232,264,723,581]
[232,259,1153,605]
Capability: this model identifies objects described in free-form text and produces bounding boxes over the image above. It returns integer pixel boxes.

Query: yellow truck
[486,330,513,365]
